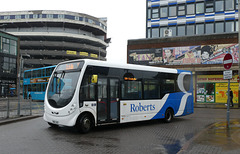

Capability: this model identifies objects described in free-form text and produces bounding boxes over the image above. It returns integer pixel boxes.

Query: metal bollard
[7,96,10,118]
[29,98,32,115]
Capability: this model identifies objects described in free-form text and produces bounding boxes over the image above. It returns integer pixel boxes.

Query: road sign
[223,70,232,80]
[223,53,233,70]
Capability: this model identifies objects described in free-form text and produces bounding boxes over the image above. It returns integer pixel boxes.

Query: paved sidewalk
[179,119,240,153]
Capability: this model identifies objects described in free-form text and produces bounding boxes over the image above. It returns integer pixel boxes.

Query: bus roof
[57,59,191,74]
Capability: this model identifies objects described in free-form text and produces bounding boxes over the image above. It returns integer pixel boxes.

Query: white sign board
[223,70,232,80]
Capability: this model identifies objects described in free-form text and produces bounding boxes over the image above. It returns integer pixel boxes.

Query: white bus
[44,59,193,133]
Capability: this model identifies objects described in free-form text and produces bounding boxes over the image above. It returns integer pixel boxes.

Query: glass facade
[147,0,239,38]
[0,32,18,97]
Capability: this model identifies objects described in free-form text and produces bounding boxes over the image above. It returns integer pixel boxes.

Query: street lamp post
[17,55,23,116]
[17,53,30,116]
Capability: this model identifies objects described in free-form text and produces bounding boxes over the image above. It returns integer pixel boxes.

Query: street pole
[227,79,230,129]
[238,0,240,108]
[17,55,23,116]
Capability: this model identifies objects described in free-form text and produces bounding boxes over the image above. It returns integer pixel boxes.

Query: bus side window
[122,80,142,100]
[144,80,160,99]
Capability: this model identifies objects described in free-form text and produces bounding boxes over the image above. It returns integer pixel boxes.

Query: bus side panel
[151,92,193,119]
[120,99,167,123]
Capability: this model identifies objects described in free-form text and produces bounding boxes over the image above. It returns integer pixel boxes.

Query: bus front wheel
[164,108,173,123]
[76,113,93,133]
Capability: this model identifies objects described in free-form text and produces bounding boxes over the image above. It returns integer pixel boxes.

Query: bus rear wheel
[76,113,93,133]
[164,108,173,123]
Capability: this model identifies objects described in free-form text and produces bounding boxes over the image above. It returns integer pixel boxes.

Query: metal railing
[0,95,43,120]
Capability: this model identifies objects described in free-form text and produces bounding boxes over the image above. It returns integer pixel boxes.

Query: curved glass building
[0,10,108,69]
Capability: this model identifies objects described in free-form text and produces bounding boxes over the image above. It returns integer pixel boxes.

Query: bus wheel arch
[76,112,95,133]
[164,108,174,123]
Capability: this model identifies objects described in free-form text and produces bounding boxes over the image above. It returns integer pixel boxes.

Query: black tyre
[164,108,173,123]
[48,122,58,128]
[76,114,93,133]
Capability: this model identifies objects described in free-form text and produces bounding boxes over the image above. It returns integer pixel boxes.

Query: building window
[148,8,151,19]
[187,3,195,15]
[3,38,10,54]
[152,8,159,18]
[225,21,234,32]
[196,2,204,14]
[206,0,214,13]
[187,24,194,36]
[169,26,176,36]
[236,0,239,10]
[33,14,38,19]
[58,14,64,19]
[15,15,21,19]
[47,14,53,18]
[236,20,239,32]
[215,22,224,33]
[225,0,234,11]
[147,29,151,38]
[10,40,17,55]
[178,4,185,16]
[160,27,166,37]
[177,25,185,36]
[160,6,168,18]
[215,0,224,12]
[196,24,204,35]
[169,5,177,17]
[206,23,214,34]
[152,27,159,38]
[3,57,9,73]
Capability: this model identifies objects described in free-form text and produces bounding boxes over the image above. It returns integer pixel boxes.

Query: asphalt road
[0,108,240,154]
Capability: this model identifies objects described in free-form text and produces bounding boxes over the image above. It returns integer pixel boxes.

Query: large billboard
[128,44,239,66]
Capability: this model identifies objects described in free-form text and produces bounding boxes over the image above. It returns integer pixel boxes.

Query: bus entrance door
[97,78,120,124]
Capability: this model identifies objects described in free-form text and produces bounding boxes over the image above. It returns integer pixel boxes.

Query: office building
[127,0,239,105]
[0,31,19,97]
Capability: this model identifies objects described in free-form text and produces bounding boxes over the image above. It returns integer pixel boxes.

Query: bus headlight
[68,104,77,114]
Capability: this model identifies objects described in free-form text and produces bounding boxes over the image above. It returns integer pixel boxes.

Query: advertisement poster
[128,43,239,66]
[215,83,239,104]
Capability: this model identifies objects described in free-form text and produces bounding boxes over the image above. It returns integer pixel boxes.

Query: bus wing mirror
[91,75,98,83]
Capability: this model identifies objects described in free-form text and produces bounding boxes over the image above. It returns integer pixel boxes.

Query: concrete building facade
[0,10,109,70]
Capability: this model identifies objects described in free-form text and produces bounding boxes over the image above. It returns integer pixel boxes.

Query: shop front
[196,75,239,104]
